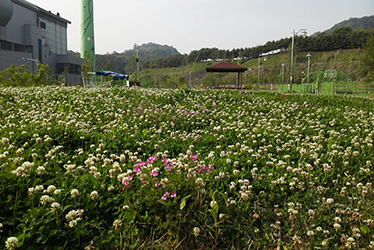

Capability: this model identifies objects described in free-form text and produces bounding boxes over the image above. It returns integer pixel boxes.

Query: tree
[81,51,93,87]
[362,36,374,81]
[0,64,54,87]
[33,63,54,86]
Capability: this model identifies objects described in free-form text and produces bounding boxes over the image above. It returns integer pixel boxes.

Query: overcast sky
[29,0,374,55]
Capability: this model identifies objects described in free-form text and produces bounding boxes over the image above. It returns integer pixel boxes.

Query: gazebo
[206,62,247,89]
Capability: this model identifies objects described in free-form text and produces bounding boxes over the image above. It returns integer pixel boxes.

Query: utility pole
[307,53,311,93]
[134,43,139,80]
[290,29,307,91]
[281,63,285,91]
[258,56,261,90]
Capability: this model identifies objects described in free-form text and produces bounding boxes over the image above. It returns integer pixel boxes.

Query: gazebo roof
[206,62,247,73]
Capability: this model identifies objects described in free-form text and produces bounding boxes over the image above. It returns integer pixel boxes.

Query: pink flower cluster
[162,158,174,172]
[161,191,177,201]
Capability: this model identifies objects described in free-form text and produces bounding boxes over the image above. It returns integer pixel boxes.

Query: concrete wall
[0,3,37,44]
[0,0,82,85]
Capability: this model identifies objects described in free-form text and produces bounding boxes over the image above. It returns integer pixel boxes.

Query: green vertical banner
[81,0,95,71]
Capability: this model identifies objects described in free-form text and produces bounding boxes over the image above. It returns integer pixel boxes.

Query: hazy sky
[29,0,374,55]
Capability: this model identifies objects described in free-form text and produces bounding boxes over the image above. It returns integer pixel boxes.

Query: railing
[278,82,374,97]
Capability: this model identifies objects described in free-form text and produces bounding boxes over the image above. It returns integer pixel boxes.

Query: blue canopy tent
[95,70,129,80]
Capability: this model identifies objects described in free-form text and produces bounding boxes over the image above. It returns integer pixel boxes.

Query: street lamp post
[290,29,307,91]
[258,56,261,90]
[281,63,285,91]
[306,53,311,93]
[22,57,40,72]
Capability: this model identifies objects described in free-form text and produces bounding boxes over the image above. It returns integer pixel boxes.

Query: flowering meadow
[0,86,373,250]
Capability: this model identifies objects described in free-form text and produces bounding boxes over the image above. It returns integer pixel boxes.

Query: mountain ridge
[323,15,374,34]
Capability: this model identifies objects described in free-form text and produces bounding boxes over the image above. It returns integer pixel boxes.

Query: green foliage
[0,64,54,87]
[362,36,374,81]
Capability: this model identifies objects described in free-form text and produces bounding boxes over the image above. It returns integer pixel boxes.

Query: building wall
[40,16,67,55]
[0,50,35,71]
[0,3,37,45]
[0,0,83,85]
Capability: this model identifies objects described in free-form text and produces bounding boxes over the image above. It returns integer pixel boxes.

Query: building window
[40,21,46,29]
[57,63,81,75]
[0,40,13,50]
[14,43,27,52]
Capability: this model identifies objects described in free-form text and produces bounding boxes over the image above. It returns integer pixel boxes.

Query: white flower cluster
[5,237,18,250]
[11,161,33,177]
[65,209,84,228]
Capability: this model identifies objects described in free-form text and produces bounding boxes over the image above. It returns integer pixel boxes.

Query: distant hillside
[139,49,370,89]
[96,42,180,74]
[324,15,374,34]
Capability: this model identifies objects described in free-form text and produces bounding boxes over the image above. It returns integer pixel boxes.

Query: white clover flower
[193,227,200,237]
[28,187,35,196]
[292,234,302,245]
[94,172,101,179]
[21,161,33,172]
[233,169,240,176]
[71,189,80,198]
[369,241,374,249]
[77,209,84,217]
[46,185,56,193]
[69,220,78,228]
[37,166,45,175]
[334,217,341,223]
[5,237,18,250]
[123,205,130,210]
[54,189,61,195]
[51,202,60,212]
[308,209,315,216]
[108,186,114,192]
[35,185,44,191]
[364,219,373,226]
[345,237,356,249]
[40,195,54,205]
[333,223,341,231]
[90,191,99,200]
[210,200,218,210]
[113,219,122,230]
[2,137,10,146]
[326,198,334,207]
[65,210,78,221]
[195,177,204,188]
[321,239,328,246]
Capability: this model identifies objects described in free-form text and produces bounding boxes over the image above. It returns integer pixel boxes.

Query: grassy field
[0,87,374,249]
[139,49,369,89]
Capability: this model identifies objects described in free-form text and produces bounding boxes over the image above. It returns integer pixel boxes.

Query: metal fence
[278,82,374,97]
